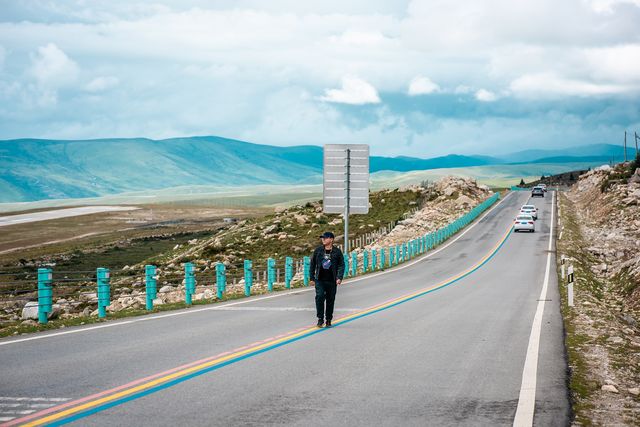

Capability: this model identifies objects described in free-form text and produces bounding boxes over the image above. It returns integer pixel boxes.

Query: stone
[629,388,640,396]
[607,336,624,344]
[153,298,164,306]
[601,384,619,393]
[21,320,37,326]
[159,285,174,293]
[21,302,39,320]
[82,307,92,317]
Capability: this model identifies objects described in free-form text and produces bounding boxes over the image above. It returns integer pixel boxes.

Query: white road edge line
[0,192,513,347]
[513,190,555,426]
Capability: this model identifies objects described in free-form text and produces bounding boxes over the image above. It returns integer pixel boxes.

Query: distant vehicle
[539,184,547,192]
[520,204,538,220]
[514,214,535,232]
[531,187,544,197]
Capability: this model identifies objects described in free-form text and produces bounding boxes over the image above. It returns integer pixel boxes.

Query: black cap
[319,231,335,239]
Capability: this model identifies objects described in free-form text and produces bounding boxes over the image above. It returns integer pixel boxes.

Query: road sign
[323,144,370,253]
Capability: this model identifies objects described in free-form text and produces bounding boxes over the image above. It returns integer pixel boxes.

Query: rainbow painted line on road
[10,225,514,427]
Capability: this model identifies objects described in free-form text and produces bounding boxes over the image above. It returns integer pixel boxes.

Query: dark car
[531,187,544,197]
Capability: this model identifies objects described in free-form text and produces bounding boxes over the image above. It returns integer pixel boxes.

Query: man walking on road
[309,231,345,328]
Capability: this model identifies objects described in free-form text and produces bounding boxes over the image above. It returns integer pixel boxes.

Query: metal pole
[624,130,627,162]
[636,131,639,157]
[344,148,351,255]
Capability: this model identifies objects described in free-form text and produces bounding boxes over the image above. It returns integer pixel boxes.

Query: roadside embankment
[556,162,640,425]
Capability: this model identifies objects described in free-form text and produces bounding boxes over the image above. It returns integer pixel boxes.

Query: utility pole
[624,130,627,162]
[635,131,639,157]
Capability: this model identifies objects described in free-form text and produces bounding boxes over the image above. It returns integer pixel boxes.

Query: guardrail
[0,193,500,325]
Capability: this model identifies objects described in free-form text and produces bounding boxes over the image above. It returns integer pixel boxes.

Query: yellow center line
[22,224,513,427]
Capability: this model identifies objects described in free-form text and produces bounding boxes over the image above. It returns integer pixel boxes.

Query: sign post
[323,144,370,254]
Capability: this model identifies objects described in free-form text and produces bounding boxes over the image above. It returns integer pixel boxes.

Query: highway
[0,191,569,426]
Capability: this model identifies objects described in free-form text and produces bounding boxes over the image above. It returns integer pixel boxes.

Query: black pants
[315,280,337,321]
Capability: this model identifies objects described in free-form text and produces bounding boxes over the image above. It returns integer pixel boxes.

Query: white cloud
[0,45,5,71]
[408,76,440,96]
[510,72,630,97]
[84,76,120,92]
[320,76,381,105]
[29,43,78,89]
[475,89,498,102]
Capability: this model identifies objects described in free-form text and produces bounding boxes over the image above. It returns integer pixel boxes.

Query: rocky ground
[557,162,640,425]
[1,176,494,336]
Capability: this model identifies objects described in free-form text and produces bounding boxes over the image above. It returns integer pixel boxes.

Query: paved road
[0,191,569,426]
[0,206,139,227]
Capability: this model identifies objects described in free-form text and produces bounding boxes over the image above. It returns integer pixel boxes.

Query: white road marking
[513,191,555,426]
[213,306,360,312]
[0,192,513,347]
[0,417,16,421]
[0,397,70,402]
[0,410,35,415]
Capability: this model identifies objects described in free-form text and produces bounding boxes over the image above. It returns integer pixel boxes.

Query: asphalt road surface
[0,206,139,227]
[0,191,569,426]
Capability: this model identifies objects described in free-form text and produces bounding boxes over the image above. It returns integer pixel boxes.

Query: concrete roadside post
[303,256,310,286]
[371,249,377,272]
[244,260,253,296]
[285,257,293,289]
[568,265,575,307]
[216,263,226,299]
[97,268,110,319]
[37,268,53,324]
[184,263,195,306]
[351,252,357,276]
[267,258,276,291]
[145,265,157,310]
[560,256,566,279]
[363,250,369,273]
[344,253,350,277]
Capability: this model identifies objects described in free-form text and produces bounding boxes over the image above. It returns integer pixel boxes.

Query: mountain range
[0,136,636,202]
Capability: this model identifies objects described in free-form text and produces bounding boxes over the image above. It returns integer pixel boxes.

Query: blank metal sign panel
[323,144,369,214]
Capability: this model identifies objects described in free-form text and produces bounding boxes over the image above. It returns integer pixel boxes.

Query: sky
[0,0,639,157]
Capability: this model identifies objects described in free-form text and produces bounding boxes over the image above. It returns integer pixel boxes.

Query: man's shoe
[317,319,324,328]
[325,320,332,328]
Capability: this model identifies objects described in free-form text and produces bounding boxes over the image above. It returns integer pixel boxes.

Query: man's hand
[336,279,342,286]
[310,280,315,286]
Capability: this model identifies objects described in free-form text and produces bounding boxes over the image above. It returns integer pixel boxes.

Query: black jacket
[309,245,345,283]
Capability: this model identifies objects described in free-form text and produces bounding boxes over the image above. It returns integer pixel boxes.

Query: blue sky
[0,0,639,157]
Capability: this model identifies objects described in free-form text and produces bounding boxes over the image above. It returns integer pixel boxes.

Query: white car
[539,184,547,192]
[520,204,538,220]
[514,214,535,232]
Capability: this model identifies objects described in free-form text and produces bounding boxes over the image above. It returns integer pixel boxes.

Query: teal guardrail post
[216,263,226,299]
[145,265,157,310]
[401,243,406,262]
[381,248,386,269]
[185,263,195,305]
[303,256,310,286]
[344,254,350,277]
[371,249,377,272]
[363,250,369,273]
[97,268,110,319]
[37,268,52,324]
[351,252,357,276]
[285,257,293,289]
[390,246,395,266]
[267,258,276,291]
[244,259,253,296]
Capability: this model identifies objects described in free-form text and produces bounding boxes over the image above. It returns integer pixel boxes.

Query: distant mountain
[0,137,635,203]
[500,143,636,164]
[0,136,492,202]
